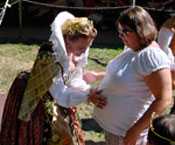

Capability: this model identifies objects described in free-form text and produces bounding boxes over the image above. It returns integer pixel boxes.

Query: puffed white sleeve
[135,47,171,76]
[49,76,89,108]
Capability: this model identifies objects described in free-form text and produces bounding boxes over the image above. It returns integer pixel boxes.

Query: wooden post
[18,0,23,39]
[107,0,109,6]
[132,0,136,7]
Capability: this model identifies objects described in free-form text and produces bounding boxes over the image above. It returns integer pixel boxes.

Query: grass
[0,44,38,93]
[0,43,122,93]
[0,43,122,142]
[87,47,122,71]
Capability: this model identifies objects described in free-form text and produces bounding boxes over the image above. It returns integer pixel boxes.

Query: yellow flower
[62,17,94,36]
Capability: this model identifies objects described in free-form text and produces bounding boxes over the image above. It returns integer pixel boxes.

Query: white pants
[105,131,147,145]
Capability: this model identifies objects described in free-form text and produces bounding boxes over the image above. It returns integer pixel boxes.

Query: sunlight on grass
[87,47,122,71]
[0,44,122,93]
[85,131,105,142]
[0,44,39,93]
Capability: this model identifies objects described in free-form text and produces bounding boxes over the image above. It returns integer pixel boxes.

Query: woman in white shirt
[157,16,175,114]
[93,6,172,145]
[158,16,175,88]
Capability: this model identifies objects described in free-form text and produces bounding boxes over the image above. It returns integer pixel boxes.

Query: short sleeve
[135,47,170,76]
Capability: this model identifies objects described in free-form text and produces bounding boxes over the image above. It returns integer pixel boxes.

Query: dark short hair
[148,114,175,145]
[116,6,157,48]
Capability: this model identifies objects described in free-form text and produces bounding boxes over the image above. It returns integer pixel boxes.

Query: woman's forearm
[124,97,172,145]
[130,97,172,134]
[83,70,105,83]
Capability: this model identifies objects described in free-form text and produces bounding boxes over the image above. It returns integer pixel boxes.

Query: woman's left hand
[88,88,107,109]
[123,127,140,145]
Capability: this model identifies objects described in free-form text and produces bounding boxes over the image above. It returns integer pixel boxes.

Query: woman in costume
[157,16,175,114]
[0,11,106,145]
[48,11,106,145]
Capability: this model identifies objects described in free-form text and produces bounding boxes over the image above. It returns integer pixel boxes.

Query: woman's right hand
[87,88,107,109]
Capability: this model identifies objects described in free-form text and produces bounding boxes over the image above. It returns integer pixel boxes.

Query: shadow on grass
[81,118,103,132]
[82,118,105,145]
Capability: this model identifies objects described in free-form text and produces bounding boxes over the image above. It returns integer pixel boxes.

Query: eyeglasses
[149,112,175,145]
[118,27,134,37]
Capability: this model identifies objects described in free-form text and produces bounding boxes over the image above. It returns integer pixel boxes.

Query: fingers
[88,88,107,108]
[95,100,107,109]
[93,96,107,109]
[90,88,103,95]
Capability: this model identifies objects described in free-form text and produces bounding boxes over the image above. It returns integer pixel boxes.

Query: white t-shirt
[158,27,175,69]
[94,42,170,137]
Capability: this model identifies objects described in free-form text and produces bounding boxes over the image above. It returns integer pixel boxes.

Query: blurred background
[0,0,175,47]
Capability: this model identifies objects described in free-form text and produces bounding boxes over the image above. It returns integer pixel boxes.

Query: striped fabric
[105,131,147,145]
[105,131,123,145]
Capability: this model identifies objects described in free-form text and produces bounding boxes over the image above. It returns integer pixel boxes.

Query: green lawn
[0,43,38,93]
[0,43,122,93]
[0,43,122,142]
